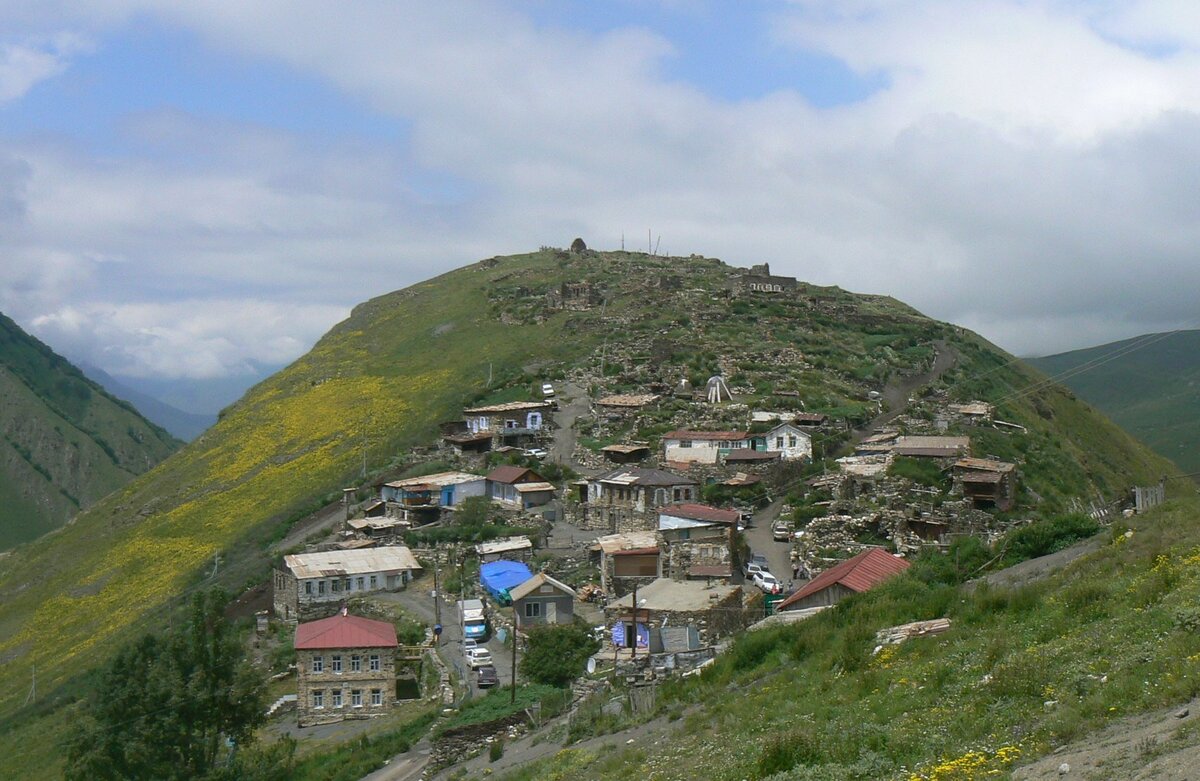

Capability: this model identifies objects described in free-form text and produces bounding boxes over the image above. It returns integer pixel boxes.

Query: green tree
[519,621,600,688]
[64,589,268,780]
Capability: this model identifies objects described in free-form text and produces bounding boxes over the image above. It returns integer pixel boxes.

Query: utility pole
[433,557,441,629]
[630,582,638,661]
[510,611,519,704]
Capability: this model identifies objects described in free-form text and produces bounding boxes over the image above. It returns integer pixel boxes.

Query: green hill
[0,249,1179,776]
[1028,330,1200,473]
[0,312,180,550]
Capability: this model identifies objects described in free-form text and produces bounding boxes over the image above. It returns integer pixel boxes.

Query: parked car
[524,447,548,459]
[541,382,556,397]
[462,638,478,651]
[753,571,783,594]
[772,520,792,542]
[745,562,766,581]
[476,665,499,688]
[465,647,493,669]
[743,553,768,576]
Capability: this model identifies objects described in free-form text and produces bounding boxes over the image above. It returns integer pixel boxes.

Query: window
[369,575,378,589]
[311,655,324,673]
[371,689,383,706]
[332,689,343,708]
[351,690,363,707]
[331,655,342,673]
[351,654,361,672]
[776,436,784,448]
[304,581,313,595]
[789,435,798,447]
[369,654,380,671]
[313,690,324,709]
[317,580,326,595]
[679,439,692,449]
[343,578,351,591]
[356,577,365,590]
[524,602,542,618]
[331,579,340,593]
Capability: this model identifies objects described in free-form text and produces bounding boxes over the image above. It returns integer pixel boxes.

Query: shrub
[998,513,1100,566]
[520,621,600,687]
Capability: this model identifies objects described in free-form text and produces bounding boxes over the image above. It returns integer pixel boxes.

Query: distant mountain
[1028,330,1200,473]
[0,313,180,550]
[79,363,216,442]
[111,364,280,416]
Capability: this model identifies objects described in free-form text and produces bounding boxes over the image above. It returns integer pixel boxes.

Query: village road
[739,499,793,593]
[550,381,600,476]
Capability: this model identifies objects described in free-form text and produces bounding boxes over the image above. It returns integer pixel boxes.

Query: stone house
[953,457,1017,511]
[294,612,399,727]
[596,531,660,598]
[572,467,699,533]
[656,503,738,582]
[510,573,576,627]
[462,401,553,449]
[475,535,533,563]
[777,548,909,612]
[273,546,421,621]
[729,263,799,295]
[762,422,812,461]
[378,471,487,521]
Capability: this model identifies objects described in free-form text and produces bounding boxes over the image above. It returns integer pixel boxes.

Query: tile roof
[294,614,399,650]
[778,548,909,611]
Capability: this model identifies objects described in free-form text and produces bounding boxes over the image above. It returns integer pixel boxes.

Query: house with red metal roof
[294,612,400,727]
[485,465,555,509]
[777,548,909,612]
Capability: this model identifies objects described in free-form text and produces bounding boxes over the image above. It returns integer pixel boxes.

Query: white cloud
[3,1,1200,375]
[0,33,89,103]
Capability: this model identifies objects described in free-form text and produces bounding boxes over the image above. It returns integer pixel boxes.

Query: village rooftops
[596,530,659,554]
[778,548,909,611]
[294,613,399,650]
[382,471,483,490]
[595,467,698,487]
[282,546,421,580]
[600,444,652,455]
[607,578,740,612]
[596,393,661,408]
[793,412,828,424]
[662,430,750,441]
[486,465,543,484]
[508,572,576,602]
[658,503,740,525]
[475,536,533,557]
[463,401,553,414]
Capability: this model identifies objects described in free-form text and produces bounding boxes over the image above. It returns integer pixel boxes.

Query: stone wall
[429,711,530,771]
[272,568,298,620]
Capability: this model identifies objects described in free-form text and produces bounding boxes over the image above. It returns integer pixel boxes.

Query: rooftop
[596,530,659,554]
[607,578,741,612]
[724,449,781,462]
[779,548,909,610]
[509,572,577,602]
[594,467,697,487]
[384,471,484,490]
[486,465,543,484]
[954,457,1015,473]
[658,503,740,524]
[475,536,533,556]
[283,546,421,579]
[663,430,750,441]
[463,401,553,414]
[596,393,661,408]
[294,613,399,650]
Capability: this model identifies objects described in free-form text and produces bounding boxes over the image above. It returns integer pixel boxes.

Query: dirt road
[550,381,599,476]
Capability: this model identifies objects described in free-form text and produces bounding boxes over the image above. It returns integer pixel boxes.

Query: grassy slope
[0,313,180,549]
[1028,330,1200,473]
[510,493,1200,781]
[0,251,1175,776]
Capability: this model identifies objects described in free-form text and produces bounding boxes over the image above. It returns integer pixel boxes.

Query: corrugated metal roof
[463,401,552,414]
[600,444,651,454]
[658,503,740,524]
[283,546,421,579]
[513,481,555,492]
[294,614,399,650]
[475,536,533,555]
[486,465,540,484]
[662,430,750,441]
[954,457,1015,473]
[594,467,697,487]
[384,471,484,489]
[596,530,659,554]
[778,549,908,610]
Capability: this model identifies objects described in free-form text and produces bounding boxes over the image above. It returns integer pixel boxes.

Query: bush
[520,621,600,687]
[998,513,1100,567]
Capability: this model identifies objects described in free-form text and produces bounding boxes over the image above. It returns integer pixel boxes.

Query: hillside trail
[839,339,959,456]
[550,381,601,476]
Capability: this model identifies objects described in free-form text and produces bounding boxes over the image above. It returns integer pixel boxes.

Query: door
[546,601,556,624]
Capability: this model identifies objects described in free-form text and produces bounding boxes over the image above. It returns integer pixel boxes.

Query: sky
[3,1,1200,388]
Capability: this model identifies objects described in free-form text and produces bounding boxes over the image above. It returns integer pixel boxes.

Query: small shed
[475,536,534,563]
[510,573,576,626]
[778,549,909,612]
[601,444,652,464]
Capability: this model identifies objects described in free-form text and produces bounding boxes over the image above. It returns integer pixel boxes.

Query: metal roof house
[273,546,421,620]
[777,548,909,612]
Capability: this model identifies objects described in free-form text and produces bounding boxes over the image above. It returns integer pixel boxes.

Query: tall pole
[510,611,519,703]
[433,558,441,629]
[630,582,638,661]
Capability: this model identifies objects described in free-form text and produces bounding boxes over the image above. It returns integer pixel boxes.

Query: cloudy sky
[2,1,1199,388]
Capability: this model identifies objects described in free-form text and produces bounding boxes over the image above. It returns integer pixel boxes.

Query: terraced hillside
[0,249,1177,776]
[0,312,179,550]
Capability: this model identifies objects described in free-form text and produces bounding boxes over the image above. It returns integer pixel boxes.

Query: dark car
[476,665,499,688]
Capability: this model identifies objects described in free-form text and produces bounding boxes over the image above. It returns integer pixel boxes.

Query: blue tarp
[479,560,533,605]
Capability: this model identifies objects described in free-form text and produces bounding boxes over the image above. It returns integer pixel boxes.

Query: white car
[465,647,493,669]
[524,447,548,459]
[541,383,556,397]
[752,571,783,595]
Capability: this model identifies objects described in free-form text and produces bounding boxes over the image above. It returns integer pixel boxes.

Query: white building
[273,546,422,620]
[763,422,812,461]
[662,430,754,464]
